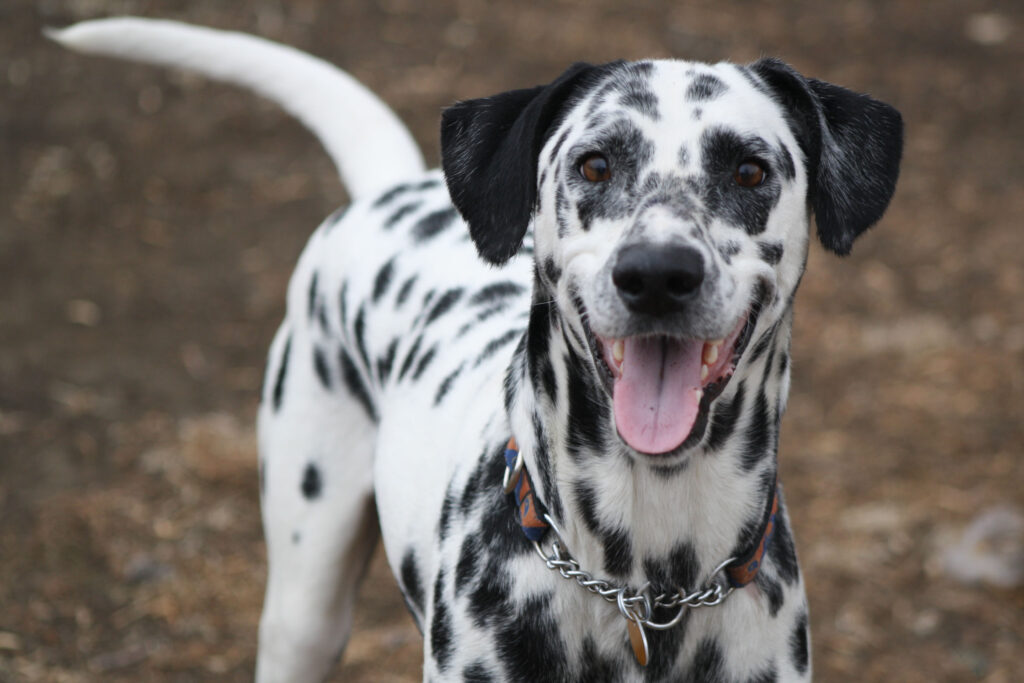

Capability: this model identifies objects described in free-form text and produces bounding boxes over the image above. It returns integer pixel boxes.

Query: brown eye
[734,160,766,187]
[580,153,611,182]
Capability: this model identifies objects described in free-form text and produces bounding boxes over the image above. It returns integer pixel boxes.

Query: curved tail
[48,17,426,201]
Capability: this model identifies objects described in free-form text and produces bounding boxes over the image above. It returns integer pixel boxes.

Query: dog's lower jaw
[509,296,791,595]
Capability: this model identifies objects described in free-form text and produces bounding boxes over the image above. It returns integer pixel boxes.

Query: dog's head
[442,59,902,456]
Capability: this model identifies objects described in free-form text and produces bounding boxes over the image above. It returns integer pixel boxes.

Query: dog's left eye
[579,153,612,182]
[734,160,766,187]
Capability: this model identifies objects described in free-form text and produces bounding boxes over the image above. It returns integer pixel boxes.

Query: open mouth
[587,300,761,456]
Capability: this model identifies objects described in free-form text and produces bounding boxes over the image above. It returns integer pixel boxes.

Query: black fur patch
[426,288,464,326]
[434,364,464,406]
[757,572,785,617]
[307,271,319,319]
[770,505,801,585]
[462,662,494,683]
[701,127,782,235]
[372,258,396,303]
[469,281,525,307]
[705,381,745,451]
[313,346,331,389]
[373,182,412,208]
[475,328,523,367]
[686,73,727,101]
[377,338,399,384]
[413,345,438,380]
[688,638,726,682]
[301,463,322,500]
[397,334,425,382]
[431,570,453,671]
[353,306,371,370]
[740,390,772,471]
[396,275,418,307]
[565,352,608,457]
[414,207,459,243]
[758,240,784,265]
[384,201,422,229]
[400,549,425,614]
[271,333,292,412]
[574,481,633,576]
[454,533,481,597]
[644,540,698,595]
[790,611,810,674]
[339,349,377,420]
[495,594,567,682]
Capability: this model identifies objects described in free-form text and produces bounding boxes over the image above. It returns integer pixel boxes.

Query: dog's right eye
[579,153,611,182]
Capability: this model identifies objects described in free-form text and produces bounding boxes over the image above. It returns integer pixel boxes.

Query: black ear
[750,59,903,255]
[441,62,614,264]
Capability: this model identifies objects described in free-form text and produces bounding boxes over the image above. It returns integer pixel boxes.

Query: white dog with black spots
[54,18,902,683]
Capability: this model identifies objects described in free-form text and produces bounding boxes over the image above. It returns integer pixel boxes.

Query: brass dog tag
[626,618,649,666]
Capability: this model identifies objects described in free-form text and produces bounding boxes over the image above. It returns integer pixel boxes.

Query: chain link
[532,512,735,631]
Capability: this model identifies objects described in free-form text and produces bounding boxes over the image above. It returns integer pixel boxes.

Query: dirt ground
[2,1,1022,681]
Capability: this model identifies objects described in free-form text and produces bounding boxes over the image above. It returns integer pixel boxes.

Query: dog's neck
[506,280,792,590]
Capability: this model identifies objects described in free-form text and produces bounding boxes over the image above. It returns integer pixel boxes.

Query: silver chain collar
[530,511,736,631]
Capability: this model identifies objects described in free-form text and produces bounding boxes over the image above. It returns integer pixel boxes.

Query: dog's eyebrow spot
[300,463,322,500]
[686,73,727,102]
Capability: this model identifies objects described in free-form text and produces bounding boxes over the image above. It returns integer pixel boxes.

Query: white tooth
[612,339,624,363]
[703,343,719,365]
[700,364,709,381]
[695,388,704,401]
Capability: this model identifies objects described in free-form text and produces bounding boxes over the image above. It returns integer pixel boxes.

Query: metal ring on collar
[501,448,525,494]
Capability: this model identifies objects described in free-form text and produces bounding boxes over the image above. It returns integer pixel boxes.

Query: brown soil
[2,1,1022,680]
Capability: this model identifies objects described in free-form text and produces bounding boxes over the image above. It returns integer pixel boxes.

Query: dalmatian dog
[54,18,902,683]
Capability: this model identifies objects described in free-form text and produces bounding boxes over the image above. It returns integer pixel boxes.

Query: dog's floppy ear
[751,59,903,255]
[441,63,614,264]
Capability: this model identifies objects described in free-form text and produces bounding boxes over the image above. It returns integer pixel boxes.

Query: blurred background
[2,1,1022,680]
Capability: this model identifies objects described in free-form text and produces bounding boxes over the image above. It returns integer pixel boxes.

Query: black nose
[612,244,705,315]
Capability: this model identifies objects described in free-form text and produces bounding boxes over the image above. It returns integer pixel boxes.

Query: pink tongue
[613,336,704,454]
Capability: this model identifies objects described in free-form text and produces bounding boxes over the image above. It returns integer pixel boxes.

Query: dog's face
[442,59,902,456]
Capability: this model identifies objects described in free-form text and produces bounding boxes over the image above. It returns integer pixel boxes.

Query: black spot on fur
[462,662,494,683]
[455,533,481,597]
[475,328,523,367]
[413,345,438,380]
[757,572,785,617]
[414,207,459,242]
[438,486,457,542]
[741,390,772,471]
[470,281,525,307]
[384,201,422,229]
[378,338,399,384]
[401,549,425,615]
[339,349,377,421]
[701,127,782,235]
[689,638,726,682]
[619,88,660,119]
[353,305,371,371]
[706,381,745,451]
[574,481,633,577]
[426,288,464,326]
[644,541,699,595]
[372,258,396,303]
[301,463,322,500]
[468,558,512,628]
[790,611,810,674]
[495,594,567,682]
[565,352,607,456]
[747,664,780,683]
[398,335,424,382]
[307,271,319,319]
[549,127,571,164]
[396,275,417,307]
[577,638,617,681]
[431,571,454,671]
[313,346,331,389]
[338,282,349,329]
[758,241,784,265]
[686,73,727,101]
[271,334,292,412]
[771,506,800,585]
[373,182,412,207]
[434,364,464,406]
